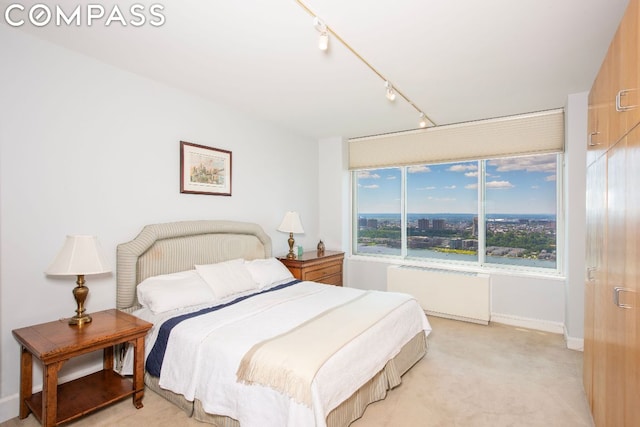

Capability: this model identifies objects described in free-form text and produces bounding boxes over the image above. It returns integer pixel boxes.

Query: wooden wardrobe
[584,0,640,425]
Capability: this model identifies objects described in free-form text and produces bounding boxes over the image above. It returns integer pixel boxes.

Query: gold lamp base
[286,232,296,259]
[69,313,92,326]
[70,274,92,326]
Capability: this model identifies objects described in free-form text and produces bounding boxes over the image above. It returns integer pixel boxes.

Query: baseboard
[425,310,489,326]
[491,313,584,351]
[564,328,584,352]
[490,312,565,334]
[0,393,18,424]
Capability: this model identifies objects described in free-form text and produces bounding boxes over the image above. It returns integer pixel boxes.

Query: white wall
[0,28,318,421]
[317,137,349,260]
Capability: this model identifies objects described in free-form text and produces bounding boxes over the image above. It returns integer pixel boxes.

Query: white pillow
[195,258,258,300]
[245,257,294,288]
[137,270,215,314]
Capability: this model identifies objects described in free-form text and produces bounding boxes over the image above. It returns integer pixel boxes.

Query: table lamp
[277,211,304,259]
[46,235,111,326]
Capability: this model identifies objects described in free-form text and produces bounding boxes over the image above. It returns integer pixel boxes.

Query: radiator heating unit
[387,265,490,325]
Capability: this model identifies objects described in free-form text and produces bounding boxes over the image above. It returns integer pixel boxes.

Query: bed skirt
[144,331,427,427]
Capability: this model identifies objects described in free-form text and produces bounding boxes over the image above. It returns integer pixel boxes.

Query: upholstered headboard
[116,220,272,312]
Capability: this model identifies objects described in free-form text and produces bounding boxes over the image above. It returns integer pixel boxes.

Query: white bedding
[124,280,431,427]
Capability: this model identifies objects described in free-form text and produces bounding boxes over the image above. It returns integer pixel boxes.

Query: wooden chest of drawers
[278,250,344,286]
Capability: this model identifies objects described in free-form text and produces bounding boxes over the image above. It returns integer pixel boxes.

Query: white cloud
[465,171,478,177]
[448,164,478,172]
[408,165,431,173]
[417,186,437,190]
[545,174,556,182]
[362,184,379,189]
[486,180,515,189]
[444,185,457,190]
[465,183,478,190]
[487,154,556,173]
[358,171,381,179]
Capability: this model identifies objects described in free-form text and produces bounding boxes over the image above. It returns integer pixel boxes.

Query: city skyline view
[356,212,557,269]
[357,153,558,215]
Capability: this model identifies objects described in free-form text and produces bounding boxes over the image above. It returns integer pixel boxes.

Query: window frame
[351,153,564,276]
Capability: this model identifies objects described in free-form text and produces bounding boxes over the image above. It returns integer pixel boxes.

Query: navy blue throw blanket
[146,279,301,377]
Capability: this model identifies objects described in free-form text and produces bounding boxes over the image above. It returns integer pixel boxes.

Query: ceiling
[4,0,630,139]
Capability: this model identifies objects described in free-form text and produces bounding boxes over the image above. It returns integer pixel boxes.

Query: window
[484,154,557,269]
[356,168,402,256]
[406,161,478,263]
[353,153,561,271]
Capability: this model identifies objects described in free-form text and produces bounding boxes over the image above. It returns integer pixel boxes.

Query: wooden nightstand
[12,309,152,427]
[278,250,344,286]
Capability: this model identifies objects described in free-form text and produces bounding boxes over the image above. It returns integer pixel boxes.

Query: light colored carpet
[1,316,594,427]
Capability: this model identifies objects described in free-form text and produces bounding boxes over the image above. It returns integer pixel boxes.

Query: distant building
[472,216,478,237]
[432,219,446,230]
[450,238,463,249]
[408,236,432,249]
[358,217,367,228]
[463,239,478,250]
[418,218,430,230]
[432,237,445,246]
[366,218,378,229]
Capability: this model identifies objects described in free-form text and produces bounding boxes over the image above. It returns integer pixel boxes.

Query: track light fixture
[318,31,329,51]
[385,81,396,102]
[297,0,435,129]
[314,17,329,51]
[418,112,428,128]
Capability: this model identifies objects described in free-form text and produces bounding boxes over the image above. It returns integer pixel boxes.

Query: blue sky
[356,153,558,215]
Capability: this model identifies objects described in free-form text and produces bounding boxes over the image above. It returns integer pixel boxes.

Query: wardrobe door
[587,154,608,427]
[623,125,640,424]
[587,56,611,166]
[612,0,639,138]
[583,157,607,414]
[606,0,639,146]
[605,137,627,427]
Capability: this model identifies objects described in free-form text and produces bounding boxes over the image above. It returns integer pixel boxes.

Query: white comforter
[126,281,431,427]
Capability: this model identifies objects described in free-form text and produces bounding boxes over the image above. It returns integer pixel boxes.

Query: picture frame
[180,141,232,196]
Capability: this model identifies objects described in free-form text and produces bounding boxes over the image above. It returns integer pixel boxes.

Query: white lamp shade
[46,235,111,276]
[277,211,304,234]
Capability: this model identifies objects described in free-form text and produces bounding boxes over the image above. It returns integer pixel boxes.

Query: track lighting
[297,0,435,129]
[314,17,329,51]
[318,31,329,51]
[385,81,396,102]
[418,113,427,128]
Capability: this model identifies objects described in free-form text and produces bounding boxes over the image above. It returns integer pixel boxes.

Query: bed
[116,220,431,427]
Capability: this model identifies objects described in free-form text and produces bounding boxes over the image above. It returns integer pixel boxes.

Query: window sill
[347,253,565,280]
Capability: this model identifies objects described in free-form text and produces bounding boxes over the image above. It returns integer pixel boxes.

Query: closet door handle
[588,132,600,146]
[616,89,638,112]
[613,286,635,309]
[587,267,596,282]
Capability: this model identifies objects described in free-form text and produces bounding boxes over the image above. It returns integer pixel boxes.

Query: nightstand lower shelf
[26,370,135,425]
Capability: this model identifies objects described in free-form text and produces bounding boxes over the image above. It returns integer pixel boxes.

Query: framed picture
[180,141,232,196]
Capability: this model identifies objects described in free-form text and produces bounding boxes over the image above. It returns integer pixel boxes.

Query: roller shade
[349,109,564,170]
